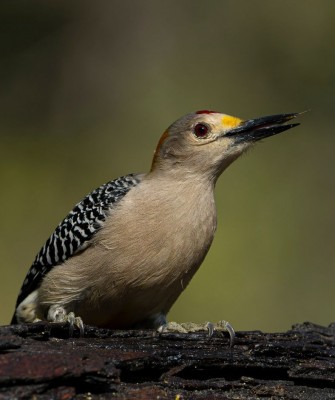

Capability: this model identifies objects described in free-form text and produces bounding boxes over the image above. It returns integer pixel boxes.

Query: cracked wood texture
[0,322,335,399]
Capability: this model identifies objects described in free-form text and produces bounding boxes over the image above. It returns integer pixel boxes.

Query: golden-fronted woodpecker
[11,110,301,335]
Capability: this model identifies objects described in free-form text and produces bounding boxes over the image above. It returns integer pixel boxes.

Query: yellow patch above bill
[222,115,242,129]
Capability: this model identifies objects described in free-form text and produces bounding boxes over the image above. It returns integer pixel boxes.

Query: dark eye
[194,123,209,138]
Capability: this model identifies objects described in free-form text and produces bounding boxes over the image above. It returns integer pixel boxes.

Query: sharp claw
[67,312,75,337]
[227,323,235,348]
[68,313,84,337]
[157,324,166,334]
[75,317,85,337]
[205,322,214,337]
[218,320,235,347]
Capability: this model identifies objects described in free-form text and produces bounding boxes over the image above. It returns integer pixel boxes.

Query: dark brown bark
[0,321,335,399]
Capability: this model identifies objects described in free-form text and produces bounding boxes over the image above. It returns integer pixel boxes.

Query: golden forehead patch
[222,115,242,128]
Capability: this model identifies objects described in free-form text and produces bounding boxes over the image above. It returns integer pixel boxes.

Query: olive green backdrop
[1,0,334,331]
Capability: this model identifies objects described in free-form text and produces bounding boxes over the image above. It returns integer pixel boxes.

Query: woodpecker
[11,110,301,334]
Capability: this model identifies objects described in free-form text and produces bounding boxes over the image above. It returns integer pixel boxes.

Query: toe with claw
[157,320,235,347]
[47,305,84,336]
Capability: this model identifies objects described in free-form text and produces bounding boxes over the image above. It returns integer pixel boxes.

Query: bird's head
[151,110,301,182]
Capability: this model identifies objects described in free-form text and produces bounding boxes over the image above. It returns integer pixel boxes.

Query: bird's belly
[74,239,210,328]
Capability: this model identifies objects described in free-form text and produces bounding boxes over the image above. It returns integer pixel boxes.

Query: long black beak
[226,112,302,142]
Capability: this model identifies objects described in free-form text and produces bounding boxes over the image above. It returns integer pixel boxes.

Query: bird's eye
[193,123,209,138]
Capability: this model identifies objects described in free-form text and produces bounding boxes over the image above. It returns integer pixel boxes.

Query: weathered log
[0,321,334,399]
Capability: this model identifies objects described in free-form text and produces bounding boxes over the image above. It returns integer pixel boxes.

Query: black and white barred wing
[14,174,142,312]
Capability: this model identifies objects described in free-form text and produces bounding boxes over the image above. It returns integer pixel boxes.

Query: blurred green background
[1,0,334,332]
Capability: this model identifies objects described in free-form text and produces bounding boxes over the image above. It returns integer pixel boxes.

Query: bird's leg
[157,320,235,347]
[47,304,84,337]
[132,313,167,329]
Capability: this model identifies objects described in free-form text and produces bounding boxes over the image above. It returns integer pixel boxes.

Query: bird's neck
[141,170,217,240]
[147,164,217,187]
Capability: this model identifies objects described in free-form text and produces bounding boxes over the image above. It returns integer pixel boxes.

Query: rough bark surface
[0,321,334,399]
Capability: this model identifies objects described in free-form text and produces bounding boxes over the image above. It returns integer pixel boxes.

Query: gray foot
[47,305,84,337]
[157,320,235,347]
